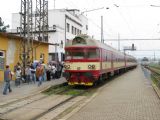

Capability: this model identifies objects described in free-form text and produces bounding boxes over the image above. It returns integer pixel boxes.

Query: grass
[42,82,70,95]
[42,83,96,96]
[151,74,160,89]
[63,89,84,96]
[149,63,160,69]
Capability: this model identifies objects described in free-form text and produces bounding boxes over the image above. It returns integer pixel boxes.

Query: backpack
[36,67,43,77]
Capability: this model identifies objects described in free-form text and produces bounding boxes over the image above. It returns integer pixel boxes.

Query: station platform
[68,66,160,120]
[0,77,66,105]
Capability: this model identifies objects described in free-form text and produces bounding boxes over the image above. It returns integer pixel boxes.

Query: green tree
[0,17,9,32]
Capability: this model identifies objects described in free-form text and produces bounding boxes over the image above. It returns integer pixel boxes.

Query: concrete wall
[0,35,8,81]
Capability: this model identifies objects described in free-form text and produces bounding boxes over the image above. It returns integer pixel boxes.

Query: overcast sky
[1,0,160,59]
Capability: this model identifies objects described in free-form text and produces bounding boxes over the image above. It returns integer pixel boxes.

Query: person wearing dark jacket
[30,64,36,83]
[56,62,63,78]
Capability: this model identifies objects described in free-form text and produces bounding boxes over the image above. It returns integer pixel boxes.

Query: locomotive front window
[72,50,85,59]
[65,48,99,60]
[65,49,85,60]
[87,48,100,59]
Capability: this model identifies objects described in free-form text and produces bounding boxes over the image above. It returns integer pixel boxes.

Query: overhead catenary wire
[87,17,117,37]
[114,5,134,37]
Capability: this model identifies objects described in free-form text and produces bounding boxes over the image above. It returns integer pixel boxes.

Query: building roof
[0,32,57,46]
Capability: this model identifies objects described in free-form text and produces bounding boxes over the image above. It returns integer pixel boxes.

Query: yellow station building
[0,32,49,82]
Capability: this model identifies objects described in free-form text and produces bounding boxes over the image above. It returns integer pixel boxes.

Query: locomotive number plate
[77,67,81,70]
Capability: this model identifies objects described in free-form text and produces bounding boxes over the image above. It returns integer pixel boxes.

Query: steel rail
[31,89,89,120]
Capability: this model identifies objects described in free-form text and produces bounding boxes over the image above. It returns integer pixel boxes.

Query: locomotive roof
[65,34,136,59]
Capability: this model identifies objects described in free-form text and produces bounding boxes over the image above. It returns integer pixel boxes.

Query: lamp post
[150,5,160,7]
[81,7,109,14]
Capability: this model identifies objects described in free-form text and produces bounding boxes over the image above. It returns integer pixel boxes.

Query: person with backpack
[36,63,44,86]
[3,65,12,95]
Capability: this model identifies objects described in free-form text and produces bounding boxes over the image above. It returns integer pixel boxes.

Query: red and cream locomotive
[64,34,137,86]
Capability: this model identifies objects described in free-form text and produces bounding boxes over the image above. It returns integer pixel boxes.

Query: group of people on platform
[2,61,64,95]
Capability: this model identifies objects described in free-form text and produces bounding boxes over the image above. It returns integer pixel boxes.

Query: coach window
[108,52,111,61]
[105,55,107,61]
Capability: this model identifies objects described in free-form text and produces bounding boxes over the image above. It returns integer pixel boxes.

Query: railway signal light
[132,43,136,51]
[132,44,134,50]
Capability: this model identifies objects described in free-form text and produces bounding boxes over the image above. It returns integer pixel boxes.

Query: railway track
[0,83,92,120]
[0,68,131,120]
[143,65,160,98]
[144,66,160,88]
[31,90,86,120]
[0,94,47,115]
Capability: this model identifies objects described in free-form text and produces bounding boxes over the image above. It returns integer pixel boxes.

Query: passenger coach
[64,34,137,86]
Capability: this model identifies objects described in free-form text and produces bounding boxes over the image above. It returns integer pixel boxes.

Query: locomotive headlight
[64,65,70,69]
[92,65,95,69]
[88,65,92,69]
[88,64,96,69]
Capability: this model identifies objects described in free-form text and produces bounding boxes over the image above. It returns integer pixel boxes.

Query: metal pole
[55,44,57,61]
[27,0,30,62]
[101,16,103,43]
[54,0,55,9]
[23,0,26,76]
[65,15,67,44]
[118,33,120,51]
[154,51,156,61]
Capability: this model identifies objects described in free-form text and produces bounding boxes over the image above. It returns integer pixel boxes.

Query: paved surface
[68,66,160,120]
[0,77,66,104]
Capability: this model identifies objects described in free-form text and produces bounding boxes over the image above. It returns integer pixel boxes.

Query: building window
[40,53,45,63]
[0,51,4,58]
[72,26,74,34]
[67,23,70,32]
[75,28,77,35]
[86,25,88,30]
[79,30,81,34]
[49,53,58,61]
[0,50,5,70]
[77,29,79,35]
[61,52,65,61]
